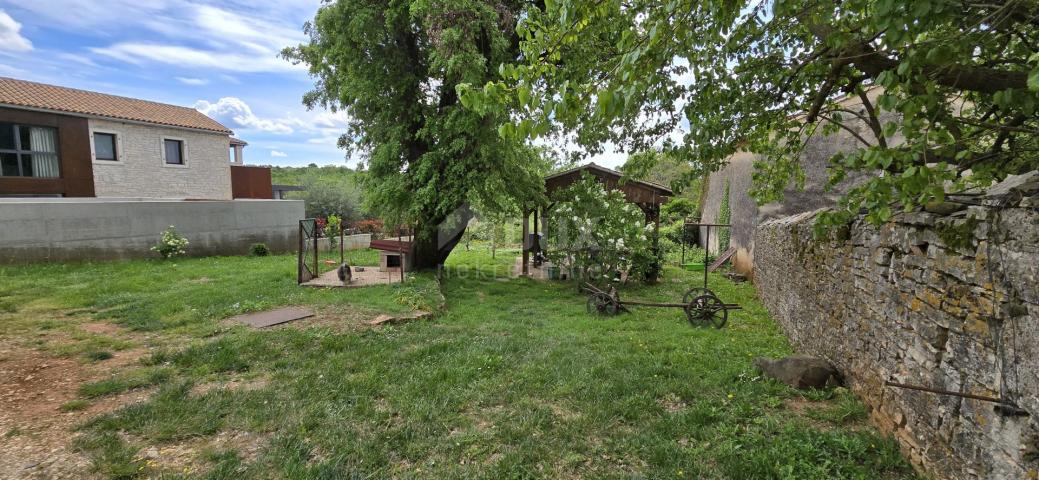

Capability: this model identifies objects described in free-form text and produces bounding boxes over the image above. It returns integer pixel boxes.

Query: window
[93,132,117,161]
[0,122,59,178]
[163,139,184,165]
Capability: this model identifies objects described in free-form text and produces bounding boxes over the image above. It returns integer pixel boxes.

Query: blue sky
[0,1,660,169]
[0,0,355,167]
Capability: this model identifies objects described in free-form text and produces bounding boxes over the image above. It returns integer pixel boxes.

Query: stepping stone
[232,307,314,328]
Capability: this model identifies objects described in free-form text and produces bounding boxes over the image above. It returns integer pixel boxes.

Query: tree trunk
[410,209,472,270]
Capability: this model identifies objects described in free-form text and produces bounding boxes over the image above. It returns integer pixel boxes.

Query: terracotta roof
[230,137,248,146]
[0,77,232,134]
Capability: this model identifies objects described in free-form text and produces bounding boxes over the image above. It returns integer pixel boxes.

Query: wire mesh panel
[298,219,318,284]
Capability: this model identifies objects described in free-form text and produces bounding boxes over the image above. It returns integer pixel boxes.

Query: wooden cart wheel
[587,292,619,316]
[684,293,728,328]
[682,287,711,304]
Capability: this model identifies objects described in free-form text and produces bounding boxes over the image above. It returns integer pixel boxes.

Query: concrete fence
[315,234,372,252]
[0,198,304,263]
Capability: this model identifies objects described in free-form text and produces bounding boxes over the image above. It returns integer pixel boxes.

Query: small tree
[326,214,342,248]
[151,226,188,259]
[544,174,651,283]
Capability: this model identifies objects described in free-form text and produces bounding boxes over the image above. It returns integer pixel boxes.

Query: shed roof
[545,163,672,205]
[0,77,232,134]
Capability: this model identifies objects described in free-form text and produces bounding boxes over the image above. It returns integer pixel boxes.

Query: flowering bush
[544,174,651,283]
[352,219,384,235]
[151,225,189,259]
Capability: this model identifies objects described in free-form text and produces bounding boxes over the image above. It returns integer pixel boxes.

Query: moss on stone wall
[936,216,980,253]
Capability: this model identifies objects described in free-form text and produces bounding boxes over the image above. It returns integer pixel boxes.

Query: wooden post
[339,222,344,265]
[521,208,529,276]
[313,225,319,279]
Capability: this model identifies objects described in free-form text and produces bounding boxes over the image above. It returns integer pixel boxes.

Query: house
[0,77,262,199]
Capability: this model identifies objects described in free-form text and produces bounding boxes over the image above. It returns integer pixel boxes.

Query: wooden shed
[521,163,673,275]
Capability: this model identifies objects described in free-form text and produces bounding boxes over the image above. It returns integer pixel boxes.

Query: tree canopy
[284,0,548,268]
[461,0,1039,227]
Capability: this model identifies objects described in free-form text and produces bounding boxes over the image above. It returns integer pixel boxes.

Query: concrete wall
[0,198,303,263]
[315,234,372,252]
[752,173,1039,479]
[89,119,232,199]
[700,89,889,275]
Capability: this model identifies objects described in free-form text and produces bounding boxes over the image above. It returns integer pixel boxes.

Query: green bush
[250,243,271,257]
[150,226,188,259]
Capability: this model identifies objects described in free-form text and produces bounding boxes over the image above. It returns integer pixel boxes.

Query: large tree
[461,0,1039,227]
[284,0,546,268]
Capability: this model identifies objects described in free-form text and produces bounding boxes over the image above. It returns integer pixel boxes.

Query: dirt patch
[78,322,123,336]
[0,340,152,479]
[191,376,269,397]
[136,429,270,476]
[657,393,688,413]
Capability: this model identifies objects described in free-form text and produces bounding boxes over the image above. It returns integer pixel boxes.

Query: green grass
[0,248,917,479]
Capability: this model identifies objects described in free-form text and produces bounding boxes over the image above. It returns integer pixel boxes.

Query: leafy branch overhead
[284,0,550,268]
[460,0,1039,227]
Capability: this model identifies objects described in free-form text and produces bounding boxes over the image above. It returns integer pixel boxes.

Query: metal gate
[298,219,318,284]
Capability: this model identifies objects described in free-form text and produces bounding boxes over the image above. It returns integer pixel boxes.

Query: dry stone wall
[753,173,1039,480]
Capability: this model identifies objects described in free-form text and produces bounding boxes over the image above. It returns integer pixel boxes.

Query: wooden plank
[708,247,737,273]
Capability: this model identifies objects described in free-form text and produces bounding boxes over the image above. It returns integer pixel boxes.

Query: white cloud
[176,76,208,86]
[270,150,288,157]
[92,42,300,73]
[194,97,296,134]
[0,10,32,53]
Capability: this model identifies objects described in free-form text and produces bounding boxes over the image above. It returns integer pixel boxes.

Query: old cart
[582,223,742,328]
[583,283,741,328]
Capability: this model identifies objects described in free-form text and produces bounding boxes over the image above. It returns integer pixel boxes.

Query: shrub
[250,243,270,257]
[353,219,384,235]
[151,226,189,259]
[544,173,652,283]
[326,214,342,248]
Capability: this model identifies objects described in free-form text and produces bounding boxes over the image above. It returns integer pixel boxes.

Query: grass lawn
[0,244,917,479]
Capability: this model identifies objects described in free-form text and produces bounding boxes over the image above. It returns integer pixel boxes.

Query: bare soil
[0,323,150,479]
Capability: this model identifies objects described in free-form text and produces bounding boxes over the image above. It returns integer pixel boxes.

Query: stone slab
[232,307,314,328]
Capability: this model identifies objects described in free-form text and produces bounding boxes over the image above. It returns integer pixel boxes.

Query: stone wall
[700,88,889,275]
[89,119,232,199]
[752,173,1039,479]
[0,198,303,263]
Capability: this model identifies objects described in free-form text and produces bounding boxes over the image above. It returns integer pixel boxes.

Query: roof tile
[0,77,232,134]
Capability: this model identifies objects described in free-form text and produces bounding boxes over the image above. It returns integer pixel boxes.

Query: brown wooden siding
[230,165,273,199]
[0,107,95,196]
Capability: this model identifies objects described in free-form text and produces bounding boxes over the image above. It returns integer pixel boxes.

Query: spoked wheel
[683,287,711,304]
[586,292,619,316]
[684,293,728,328]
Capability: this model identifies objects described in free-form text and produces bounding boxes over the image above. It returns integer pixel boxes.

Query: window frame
[90,129,122,164]
[161,137,188,168]
[0,122,61,178]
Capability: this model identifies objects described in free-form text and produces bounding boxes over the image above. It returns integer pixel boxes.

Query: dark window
[164,139,183,165]
[0,124,59,178]
[94,132,117,161]
[0,153,17,176]
[0,123,14,150]
[386,254,402,268]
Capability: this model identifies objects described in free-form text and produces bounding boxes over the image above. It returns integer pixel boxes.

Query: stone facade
[701,88,893,275]
[89,118,232,199]
[753,173,1039,479]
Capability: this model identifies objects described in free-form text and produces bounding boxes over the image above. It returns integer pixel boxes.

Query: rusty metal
[884,381,1030,417]
[581,282,739,329]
